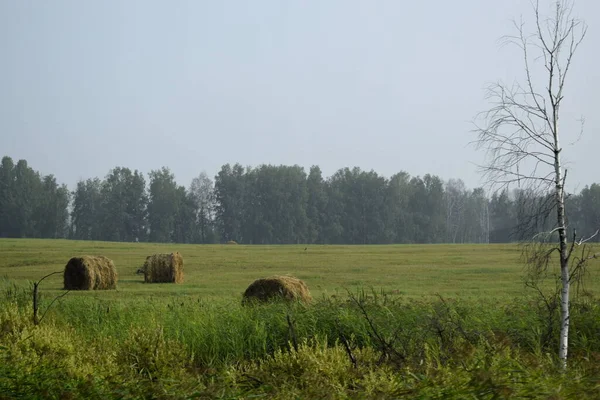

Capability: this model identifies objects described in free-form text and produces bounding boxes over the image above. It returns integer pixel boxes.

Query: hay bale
[143,252,184,283]
[63,255,118,290]
[226,240,238,245]
[242,275,312,304]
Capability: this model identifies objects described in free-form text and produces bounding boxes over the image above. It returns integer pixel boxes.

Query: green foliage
[4,154,600,245]
[71,178,103,240]
[306,165,327,244]
[189,171,217,244]
[0,157,69,240]
[0,301,112,399]
[98,167,148,242]
[147,167,180,243]
[2,272,600,398]
[227,337,403,399]
[116,324,189,380]
[214,163,246,243]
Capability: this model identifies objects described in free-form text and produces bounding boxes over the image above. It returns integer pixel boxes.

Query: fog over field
[1,0,598,192]
[2,2,600,394]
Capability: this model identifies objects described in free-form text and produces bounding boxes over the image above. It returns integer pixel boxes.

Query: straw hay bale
[63,255,118,290]
[243,275,312,304]
[143,252,184,283]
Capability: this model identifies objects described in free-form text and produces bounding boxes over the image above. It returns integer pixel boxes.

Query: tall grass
[2,238,600,398]
[2,278,600,398]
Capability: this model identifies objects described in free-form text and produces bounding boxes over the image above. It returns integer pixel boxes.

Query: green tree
[172,185,196,243]
[12,160,42,238]
[385,172,413,244]
[147,167,179,243]
[269,165,308,244]
[35,175,70,238]
[98,167,147,242]
[577,184,600,241]
[237,165,308,244]
[306,166,328,244]
[71,178,102,240]
[327,167,387,244]
[462,188,489,243]
[127,170,149,242]
[1,157,70,239]
[0,156,16,238]
[189,172,216,243]
[408,174,445,243]
[214,163,246,243]
[489,189,515,243]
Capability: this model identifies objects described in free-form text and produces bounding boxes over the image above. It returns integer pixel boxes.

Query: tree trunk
[473,0,587,370]
[557,176,569,367]
[554,135,569,369]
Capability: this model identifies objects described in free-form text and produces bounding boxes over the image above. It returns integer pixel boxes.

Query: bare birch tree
[473,0,590,368]
[445,179,467,243]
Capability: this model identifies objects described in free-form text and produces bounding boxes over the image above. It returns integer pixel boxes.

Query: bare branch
[576,229,599,246]
[532,227,561,240]
[568,117,585,146]
[473,1,587,368]
[569,243,599,298]
[38,290,71,325]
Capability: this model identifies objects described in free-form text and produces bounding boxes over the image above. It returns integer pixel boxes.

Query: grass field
[2,238,587,300]
[2,239,600,399]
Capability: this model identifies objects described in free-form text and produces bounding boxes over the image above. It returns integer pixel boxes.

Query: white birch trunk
[553,111,569,368]
[474,0,586,370]
[555,161,569,367]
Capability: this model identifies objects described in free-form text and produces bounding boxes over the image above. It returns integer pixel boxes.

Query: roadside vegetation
[1,239,599,398]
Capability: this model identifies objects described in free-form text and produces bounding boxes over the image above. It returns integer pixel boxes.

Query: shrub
[116,324,189,381]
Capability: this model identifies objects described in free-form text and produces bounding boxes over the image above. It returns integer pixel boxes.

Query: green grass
[2,239,600,399]
[3,238,589,301]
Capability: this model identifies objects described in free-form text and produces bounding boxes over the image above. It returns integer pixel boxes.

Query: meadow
[1,239,600,399]
[0,239,546,299]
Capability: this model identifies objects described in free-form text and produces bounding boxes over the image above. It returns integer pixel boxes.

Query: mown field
[2,239,600,399]
[0,238,567,299]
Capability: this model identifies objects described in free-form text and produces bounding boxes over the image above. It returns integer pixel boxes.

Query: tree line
[1,155,598,244]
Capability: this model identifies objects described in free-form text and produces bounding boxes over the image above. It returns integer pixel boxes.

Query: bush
[2,281,600,398]
[227,337,406,399]
[117,324,189,381]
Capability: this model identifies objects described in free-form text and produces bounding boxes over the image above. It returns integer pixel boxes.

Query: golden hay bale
[63,255,118,290]
[242,275,312,304]
[143,252,184,283]
[226,240,238,245]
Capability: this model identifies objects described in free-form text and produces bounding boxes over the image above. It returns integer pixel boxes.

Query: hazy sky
[1,1,598,193]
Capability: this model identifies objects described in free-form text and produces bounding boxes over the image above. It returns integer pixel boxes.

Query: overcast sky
[1,0,597,193]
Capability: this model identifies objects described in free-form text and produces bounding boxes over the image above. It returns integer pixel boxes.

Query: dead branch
[38,290,71,325]
[335,319,357,369]
[576,229,598,246]
[32,271,64,325]
[286,314,298,353]
[346,289,405,366]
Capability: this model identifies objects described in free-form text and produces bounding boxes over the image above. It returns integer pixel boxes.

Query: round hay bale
[63,255,118,290]
[242,275,312,304]
[226,240,238,245]
[143,252,184,283]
